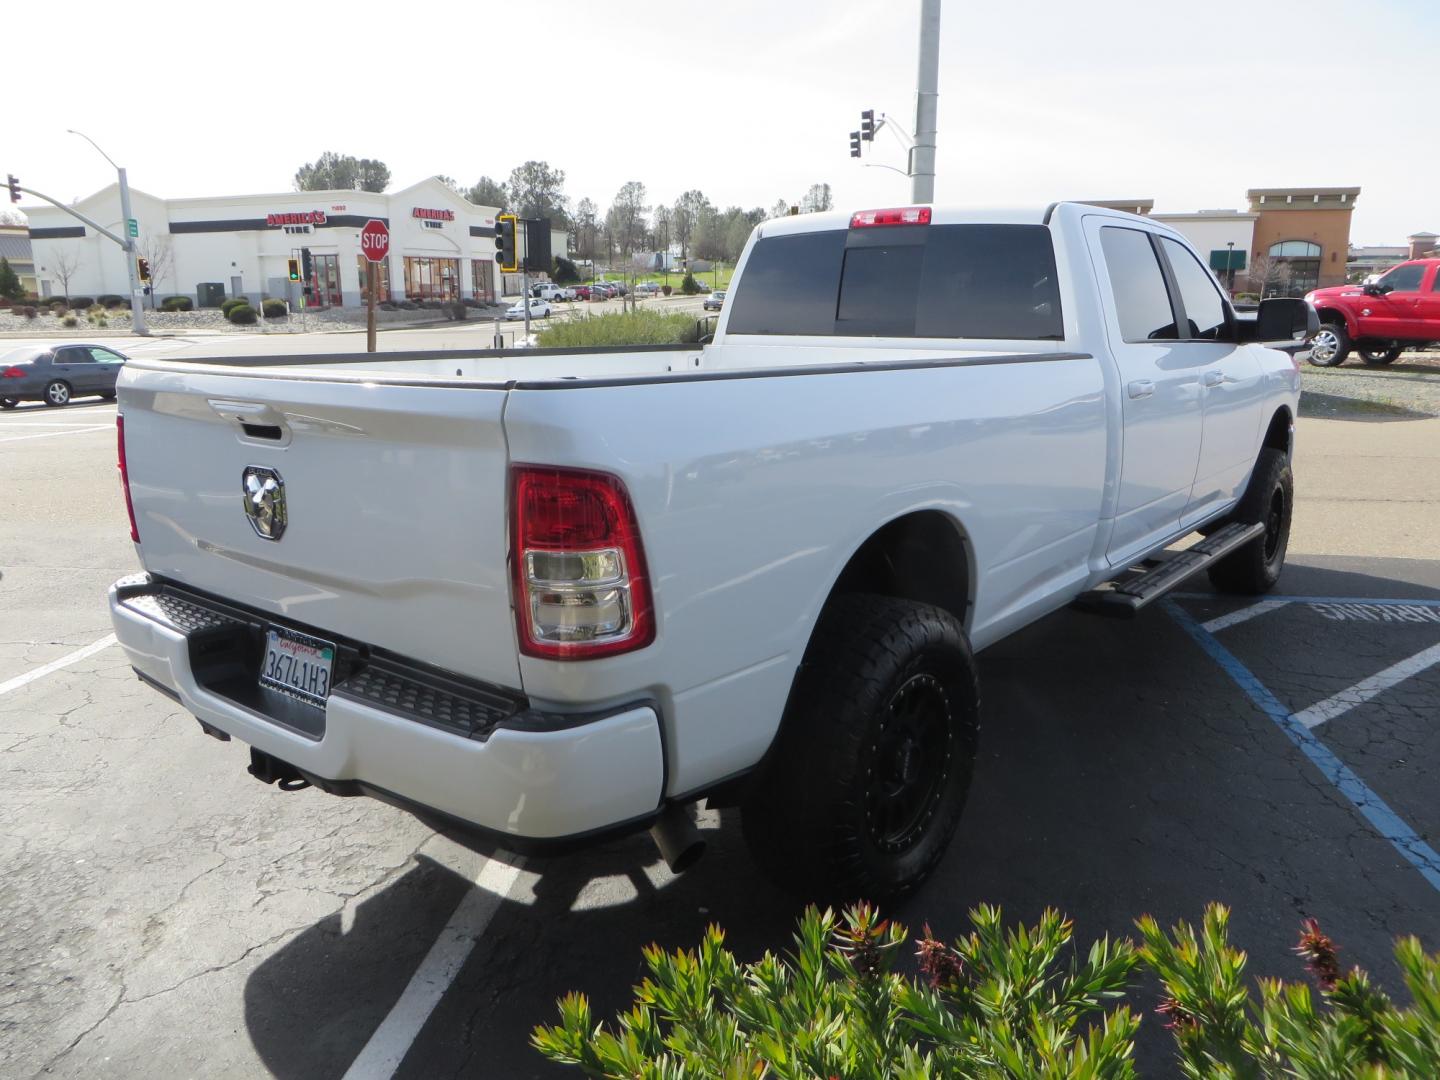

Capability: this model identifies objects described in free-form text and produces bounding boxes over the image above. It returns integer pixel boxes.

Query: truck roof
[755,201,1149,238]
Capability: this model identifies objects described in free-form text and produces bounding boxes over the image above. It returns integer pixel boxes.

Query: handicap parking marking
[1164,597,1440,894]
[1293,642,1440,730]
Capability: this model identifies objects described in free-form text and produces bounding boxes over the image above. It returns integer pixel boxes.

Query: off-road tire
[1308,323,1350,367]
[1358,347,1402,365]
[741,595,979,904]
[1207,448,1292,594]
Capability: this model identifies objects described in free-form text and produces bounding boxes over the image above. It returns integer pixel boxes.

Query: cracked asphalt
[2,399,1438,1078]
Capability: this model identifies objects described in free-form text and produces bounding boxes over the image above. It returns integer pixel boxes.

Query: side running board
[1073,521,1266,618]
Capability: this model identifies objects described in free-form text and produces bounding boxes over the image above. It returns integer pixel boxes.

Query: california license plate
[259,627,335,708]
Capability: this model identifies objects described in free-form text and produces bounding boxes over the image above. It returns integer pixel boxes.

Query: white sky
[7,0,1436,244]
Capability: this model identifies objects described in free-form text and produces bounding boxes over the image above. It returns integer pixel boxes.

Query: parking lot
[3,396,1439,1078]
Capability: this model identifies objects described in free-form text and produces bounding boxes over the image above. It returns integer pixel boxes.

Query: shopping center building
[24,176,567,308]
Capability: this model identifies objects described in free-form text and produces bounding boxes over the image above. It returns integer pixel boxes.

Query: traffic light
[860,109,876,141]
[849,131,862,158]
[300,248,313,282]
[495,214,518,273]
[287,258,301,282]
[6,174,19,203]
[136,258,151,282]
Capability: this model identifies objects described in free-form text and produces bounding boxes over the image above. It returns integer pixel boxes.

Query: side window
[1099,227,1176,342]
[1433,269,1440,293]
[87,348,124,363]
[1159,238,1229,340]
[1377,264,1425,293]
[55,348,92,364]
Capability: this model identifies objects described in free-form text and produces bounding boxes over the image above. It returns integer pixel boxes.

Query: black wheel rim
[1264,487,1285,562]
[864,673,954,855]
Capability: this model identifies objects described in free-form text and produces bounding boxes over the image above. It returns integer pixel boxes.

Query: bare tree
[0,209,26,227]
[800,183,833,213]
[50,247,81,303]
[1245,252,1272,299]
[138,234,174,308]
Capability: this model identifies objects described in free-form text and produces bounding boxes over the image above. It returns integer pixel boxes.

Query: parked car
[634,282,660,297]
[1,343,128,408]
[533,283,572,301]
[702,289,727,312]
[1305,258,1440,366]
[505,298,552,320]
[586,284,615,300]
[605,281,628,297]
[109,202,1307,900]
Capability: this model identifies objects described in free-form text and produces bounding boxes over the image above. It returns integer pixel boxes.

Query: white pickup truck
[109,203,1311,900]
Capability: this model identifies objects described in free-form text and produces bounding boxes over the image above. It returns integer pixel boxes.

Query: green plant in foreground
[535,309,703,348]
[534,903,1440,1078]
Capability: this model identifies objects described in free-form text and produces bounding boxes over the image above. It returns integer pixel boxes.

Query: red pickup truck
[1305,258,1440,366]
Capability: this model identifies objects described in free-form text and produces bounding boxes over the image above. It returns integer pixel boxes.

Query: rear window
[726,224,1063,339]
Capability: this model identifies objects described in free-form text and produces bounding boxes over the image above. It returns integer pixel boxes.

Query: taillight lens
[117,415,139,543]
[2,366,26,378]
[850,207,932,228]
[511,465,654,660]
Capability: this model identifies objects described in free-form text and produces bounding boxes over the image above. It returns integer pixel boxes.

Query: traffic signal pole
[910,0,941,203]
[116,167,148,336]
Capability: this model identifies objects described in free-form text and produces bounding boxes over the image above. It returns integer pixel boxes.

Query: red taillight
[117,415,139,543]
[510,465,654,660]
[850,207,932,228]
[2,366,26,378]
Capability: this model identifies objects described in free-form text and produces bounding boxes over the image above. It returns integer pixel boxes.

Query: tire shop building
[24,176,569,308]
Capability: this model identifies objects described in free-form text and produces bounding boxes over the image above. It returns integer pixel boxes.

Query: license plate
[259,627,335,708]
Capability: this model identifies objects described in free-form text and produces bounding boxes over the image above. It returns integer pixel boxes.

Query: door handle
[1127,379,1155,399]
[1203,369,1225,387]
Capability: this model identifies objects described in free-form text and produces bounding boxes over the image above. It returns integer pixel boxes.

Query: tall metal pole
[910,0,942,204]
[116,167,148,336]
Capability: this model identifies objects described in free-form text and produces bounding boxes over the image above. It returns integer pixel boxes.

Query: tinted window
[1378,264,1425,293]
[1160,237,1229,340]
[56,348,94,363]
[1099,227,1176,342]
[726,224,1063,339]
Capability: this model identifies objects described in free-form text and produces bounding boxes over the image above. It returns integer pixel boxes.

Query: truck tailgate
[119,369,520,689]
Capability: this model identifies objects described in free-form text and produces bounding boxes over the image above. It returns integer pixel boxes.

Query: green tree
[553,257,580,284]
[435,175,461,192]
[0,256,22,300]
[508,161,569,227]
[671,190,710,259]
[607,181,649,257]
[572,198,599,262]
[293,152,390,193]
[466,175,508,209]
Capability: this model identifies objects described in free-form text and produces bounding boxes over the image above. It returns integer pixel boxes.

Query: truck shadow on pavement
[243,560,1440,1079]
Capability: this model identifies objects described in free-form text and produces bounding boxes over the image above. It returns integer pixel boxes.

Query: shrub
[661,284,672,297]
[161,296,194,312]
[553,256,580,284]
[62,314,79,327]
[261,298,287,319]
[49,303,67,316]
[87,304,105,317]
[680,272,701,295]
[449,301,467,321]
[68,296,94,309]
[19,305,37,319]
[97,294,126,308]
[378,301,396,311]
[535,903,1440,1079]
[226,303,257,325]
[535,309,702,348]
[398,301,418,310]
[220,297,250,317]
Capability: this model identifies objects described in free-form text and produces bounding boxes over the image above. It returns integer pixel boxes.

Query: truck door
[1417,264,1440,337]
[1154,237,1264,524]
[1366,262,1427,338]
[1087,221,1205,564]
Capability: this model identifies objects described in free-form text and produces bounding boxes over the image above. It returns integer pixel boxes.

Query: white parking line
[341,855,526,1079]
[1294,642,1440,729]
[0,634,117,697]
[0,425,112,444]
[1201,599,1289,633]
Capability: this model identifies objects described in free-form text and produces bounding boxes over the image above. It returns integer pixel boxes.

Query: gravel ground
[1300,348,1440,419]
[0,304,504,336]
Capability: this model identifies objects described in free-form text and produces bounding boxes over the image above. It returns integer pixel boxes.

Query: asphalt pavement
[2,399,1438,1078]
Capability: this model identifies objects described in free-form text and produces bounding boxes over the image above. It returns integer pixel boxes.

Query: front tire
[1308,323,1350,367]
[1358,346,1402,365]
[1207,448,1292,594]
[742,595,979,903]
[43,380,71,407]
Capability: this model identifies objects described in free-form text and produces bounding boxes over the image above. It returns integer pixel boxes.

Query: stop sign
[360,219,389,263]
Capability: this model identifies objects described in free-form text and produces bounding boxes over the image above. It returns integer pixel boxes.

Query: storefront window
[311,253,342,308]
[1262,240,1321,297]
[403,256,460,300]
[472,259,495,303]
[357,255,392,302]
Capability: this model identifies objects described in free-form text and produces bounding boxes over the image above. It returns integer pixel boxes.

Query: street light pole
[1226,240,1236,291]
[67,130,147,336]
[910,0,942,203]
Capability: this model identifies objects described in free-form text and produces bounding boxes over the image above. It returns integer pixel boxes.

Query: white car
[506,298,551,320]
[109,202,1308,900]
[532,283,572,301]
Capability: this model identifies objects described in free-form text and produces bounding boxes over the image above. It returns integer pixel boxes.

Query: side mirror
[1362,282,1385,297]
[1253,297,1318,342]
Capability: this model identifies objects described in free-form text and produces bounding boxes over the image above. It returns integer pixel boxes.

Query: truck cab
[1306,258,1440,366]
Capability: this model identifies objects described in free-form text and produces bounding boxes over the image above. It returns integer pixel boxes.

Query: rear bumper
[108,575,666,847]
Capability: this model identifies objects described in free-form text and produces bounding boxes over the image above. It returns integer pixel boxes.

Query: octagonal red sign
[360,219,390,263]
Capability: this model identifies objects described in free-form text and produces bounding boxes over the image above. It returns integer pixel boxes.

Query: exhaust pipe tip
[650,803,706,874]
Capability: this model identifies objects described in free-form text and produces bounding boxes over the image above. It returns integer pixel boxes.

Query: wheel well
[1263,406,1293,457]
[828,511,971,628]
[1318,308,1346,328]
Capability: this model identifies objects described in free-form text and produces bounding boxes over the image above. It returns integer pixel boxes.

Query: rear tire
[1358,347,1402,365]
[1207,448,1292,594]
[43,380,71,407]
[99,391,117,401]
[741,594,979,904]
[1307,323,1350,367]
[0,398,16,410]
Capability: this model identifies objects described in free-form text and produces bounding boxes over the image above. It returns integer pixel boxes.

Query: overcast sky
[8,0,1436,244]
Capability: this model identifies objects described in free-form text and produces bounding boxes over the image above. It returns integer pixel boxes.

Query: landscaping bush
[62,314,79,327]
[87,304,105,317]
[97,294,126,308]
[535,903,1440,1078]
[378,301,397,311]
[161,296,193,312]
[18,306,37,319]
[48,303,67,316]
[680,272,701,295]
[398,301,418,310]
[220,297,250,317]
[449,301,467,321]
[661,285,672,297]
[226,303,257,325]
[261,298,288,319]
[553,256,580,285]
[68,296,94,310]
[535,309,702,348]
